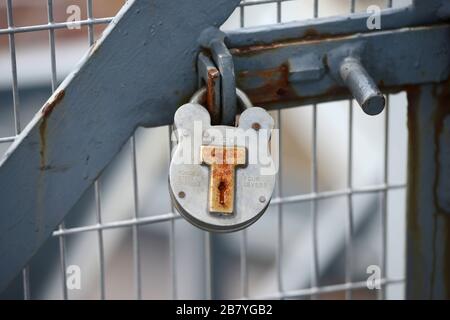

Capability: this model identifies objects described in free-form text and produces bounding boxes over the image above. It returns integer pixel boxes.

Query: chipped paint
[230,29,355,57]
[206,68,220,123]
[41,90,66,119]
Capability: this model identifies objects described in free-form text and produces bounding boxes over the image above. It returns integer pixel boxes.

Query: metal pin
[340,57,385,116]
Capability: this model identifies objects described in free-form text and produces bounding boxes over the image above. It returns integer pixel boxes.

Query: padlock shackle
[190,87,254,110]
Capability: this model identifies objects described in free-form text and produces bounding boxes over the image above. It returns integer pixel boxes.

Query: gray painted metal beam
[406,81,450,299]
[226,1,450,47]
[0,0,241,293]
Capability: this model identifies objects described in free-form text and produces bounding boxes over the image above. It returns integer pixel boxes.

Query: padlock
[169,88,276,232]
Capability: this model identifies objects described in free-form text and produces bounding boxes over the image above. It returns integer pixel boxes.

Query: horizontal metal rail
[52,183,405,237]
[0,18,113,35]
[257,278,405,300]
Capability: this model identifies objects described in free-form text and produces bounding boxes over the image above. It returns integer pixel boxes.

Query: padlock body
[169,103,276,233]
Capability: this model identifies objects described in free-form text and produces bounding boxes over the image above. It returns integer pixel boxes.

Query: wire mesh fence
[0,0,410,300]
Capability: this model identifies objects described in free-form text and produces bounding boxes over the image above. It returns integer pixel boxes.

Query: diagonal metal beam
[0,0,241,292]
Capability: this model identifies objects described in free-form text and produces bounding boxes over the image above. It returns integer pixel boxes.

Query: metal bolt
[339,57,385,116]
[259,196,266,203]
[178,191,186,199]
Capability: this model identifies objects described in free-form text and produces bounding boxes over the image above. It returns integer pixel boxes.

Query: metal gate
[0,0,449,299]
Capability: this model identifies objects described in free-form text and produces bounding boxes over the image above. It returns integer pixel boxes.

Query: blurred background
[0,0,412,300]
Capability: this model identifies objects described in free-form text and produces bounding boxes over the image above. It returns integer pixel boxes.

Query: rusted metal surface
[206,68,220,121]
[197,52,222,124]
[201,146,246,214]
[406,79,450,299]
[199,27,238,125]
[231,24,450,109]
[230,28,355,57]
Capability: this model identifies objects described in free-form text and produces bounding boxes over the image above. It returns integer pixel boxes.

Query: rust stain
[206,68,220,124]
[237,65,298,105]
[42,90,65,119]
[231,28,354,56]
[201,146,246,214]
[237,64,351,107]
[432,79,450,214]
[405,85,423,297]
[406,79,450,298]
[237,63,424,108]
[39,90,65,170]
[431,80,450,298]
[34,89,67,242]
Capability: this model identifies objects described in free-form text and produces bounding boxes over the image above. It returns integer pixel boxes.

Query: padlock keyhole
[218,180,227,206]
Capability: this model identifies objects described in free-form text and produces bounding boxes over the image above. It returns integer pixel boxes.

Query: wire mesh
[0,0,408,300]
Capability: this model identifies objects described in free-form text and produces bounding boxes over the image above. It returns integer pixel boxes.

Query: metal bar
[339,57,385,115]
[379,95,390,300]
[94,181,106,300]
[130,135,142,300]
[47,0,57,92]
[345,0,356,301]
[0,0,242,292]
[275,0,284,299]
[168,126,178,300]
[208,37,238,125]
[379,0,393,301]
[310,0,320,299]
[276,110,284,296]
[205,232,213,300]
[50,183,406,237]
[345,100,355,300]
[258,278,405,300]
[239,6,249,300]
[406,81,450,299]
[6,0,21,134]
[311,104,320,298]
[87,0,95,46]
[58,223,68,300]
[0,136,17,143]
[22,267,30,300]
[0,18,113,35]
[240,230,249,298]
[271,183,406,205]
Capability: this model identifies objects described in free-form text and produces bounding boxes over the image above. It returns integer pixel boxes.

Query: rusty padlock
[169,88,276,232]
